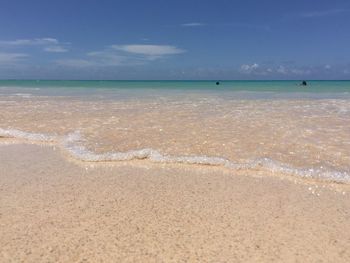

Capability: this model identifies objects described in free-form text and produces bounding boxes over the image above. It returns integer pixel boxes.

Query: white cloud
[276,65,287,74]
[87,51,135,66]
[238,63,316,76]
[56,54,142,68]
[0,52,28,65]
[44,46,68,53]
[0,38,59,46]
[276,66,312,76]
[275,65,312,76]
[180,22,270,31]
[112,44,186,58]
[300,9,348,18]
[181,22,206,27]
[0,37,69,53]
[57,44,185,68]
[290,69,311,75]
[240,63,259,73]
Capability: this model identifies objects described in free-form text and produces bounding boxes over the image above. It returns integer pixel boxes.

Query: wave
[1,128,349,184]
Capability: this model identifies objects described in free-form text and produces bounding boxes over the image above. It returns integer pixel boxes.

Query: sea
[1,80,350,183]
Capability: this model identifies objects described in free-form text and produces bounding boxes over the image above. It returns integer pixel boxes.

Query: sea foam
[1,128,349,184]
[0,128,56,142]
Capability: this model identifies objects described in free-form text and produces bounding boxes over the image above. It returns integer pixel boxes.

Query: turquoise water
[0,80,350,91]
[1,80,350,100]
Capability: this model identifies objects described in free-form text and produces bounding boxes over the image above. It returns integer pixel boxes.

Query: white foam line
[62,131,350,183]
[1,128,349,183]
[0,128,56,142]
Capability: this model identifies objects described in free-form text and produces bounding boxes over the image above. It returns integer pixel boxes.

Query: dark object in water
[216,81,220,85]
[301,80,307,86]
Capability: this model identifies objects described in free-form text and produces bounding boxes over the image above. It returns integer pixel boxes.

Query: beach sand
[1,143,349,262]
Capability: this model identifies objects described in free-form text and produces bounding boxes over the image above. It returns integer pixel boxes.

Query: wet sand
[1,143,349,262]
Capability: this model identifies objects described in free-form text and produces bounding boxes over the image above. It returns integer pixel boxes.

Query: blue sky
[0,0,349,79]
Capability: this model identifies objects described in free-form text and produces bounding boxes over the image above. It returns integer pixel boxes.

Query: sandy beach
[1,0,350,261]
[1,143,349,262]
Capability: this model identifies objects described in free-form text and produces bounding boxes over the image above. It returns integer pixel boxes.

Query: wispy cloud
[181,22,206,27]
[239,63,314,76]
[0,37,68,52]
[0,52,28,65]
[57,44,185,68]
[87,51,137,66]
[240,63,260,74]
[111,44,185,59]
[56,55,137,68]
[0,38,58,46]
[343,69,350,75]
[44,46,68,53]
[275,65,312,76]
[180,22,270,31]
[300,8,349,18]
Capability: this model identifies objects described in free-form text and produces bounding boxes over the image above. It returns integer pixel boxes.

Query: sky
[0,0,349,80]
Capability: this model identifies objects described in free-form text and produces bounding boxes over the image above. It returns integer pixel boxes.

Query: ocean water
[1,80,350,99]
[1,80,350,183]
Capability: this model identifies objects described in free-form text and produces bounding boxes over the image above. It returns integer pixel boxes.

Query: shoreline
[0,128,350,189]
[1,143,350,262]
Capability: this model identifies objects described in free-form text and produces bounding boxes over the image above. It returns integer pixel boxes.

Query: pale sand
[0,144,349,262]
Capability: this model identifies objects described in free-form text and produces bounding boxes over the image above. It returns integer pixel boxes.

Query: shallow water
[1,81,350,183]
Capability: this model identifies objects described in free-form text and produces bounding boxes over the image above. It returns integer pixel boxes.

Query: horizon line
[1,79,350,82]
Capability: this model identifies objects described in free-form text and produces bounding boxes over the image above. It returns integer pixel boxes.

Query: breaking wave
[1,128,349,184]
